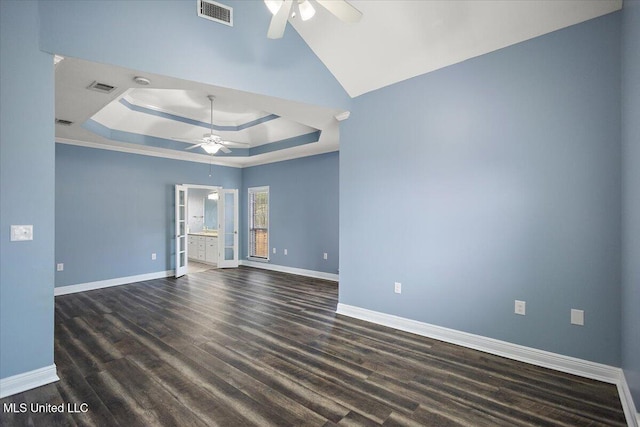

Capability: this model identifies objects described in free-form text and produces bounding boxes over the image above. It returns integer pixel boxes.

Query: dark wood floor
[1,267,627,426]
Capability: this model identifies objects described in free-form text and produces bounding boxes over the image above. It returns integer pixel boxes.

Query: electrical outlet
[284,249,288,255]
[273,248,276,254]
[56,263,64,272]
[323,252,328,260]
[151,253,157,260]
[394,282,402,294]
[515,300,526,315]
[11,225,33,241]
[571,309,584,326]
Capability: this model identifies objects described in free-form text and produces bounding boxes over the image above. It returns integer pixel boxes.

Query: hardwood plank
[0,266,627,426]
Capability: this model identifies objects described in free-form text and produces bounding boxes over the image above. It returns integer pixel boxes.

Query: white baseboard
[618,373,640,427]
[240,260,338,282]
[336,303,638,427]
[0,364,59,399]
[54,270,174,296]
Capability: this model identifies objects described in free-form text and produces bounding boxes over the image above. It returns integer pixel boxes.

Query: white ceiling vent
[197,0,233,26]
[87,81,116,94]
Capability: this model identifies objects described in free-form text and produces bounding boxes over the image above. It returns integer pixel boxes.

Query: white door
[218,188,239,268]
[175,185,188,277]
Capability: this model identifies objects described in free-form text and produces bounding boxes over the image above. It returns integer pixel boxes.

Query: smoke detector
[133,76,151,85]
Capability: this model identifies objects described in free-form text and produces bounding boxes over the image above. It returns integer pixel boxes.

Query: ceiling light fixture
[298,0,315,21]
[202,144,221,154]
[265,0,314,21]
[133,76,151,85]
[264,0,282,15]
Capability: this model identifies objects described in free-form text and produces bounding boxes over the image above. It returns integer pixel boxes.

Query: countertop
[188,232,218,237]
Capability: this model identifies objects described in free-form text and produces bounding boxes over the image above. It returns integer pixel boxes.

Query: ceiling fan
[265,0,362,39]
[174,95,248,155]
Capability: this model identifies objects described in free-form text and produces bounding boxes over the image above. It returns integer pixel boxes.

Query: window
[248,186,269,260]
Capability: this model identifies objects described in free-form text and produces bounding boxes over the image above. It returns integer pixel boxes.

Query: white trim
[183,184,222,191]
[618,373,640,427]
[248,186,269,262]
[336,303,620,381]
[56,137,241,168]
[0,364,59,399]
[54,270,174,296]
[241,260,338,282]
[336,303,639,427]
[55,137,340,169]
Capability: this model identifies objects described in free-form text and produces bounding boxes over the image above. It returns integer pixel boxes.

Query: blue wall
[622,0,640,408]
[2,0,348,384]
[2,0,637,399]
[340,13,622,365]
[0,1,56,378]
[55,144,241,287]
[242,152,339,275]
[55,147,340,286]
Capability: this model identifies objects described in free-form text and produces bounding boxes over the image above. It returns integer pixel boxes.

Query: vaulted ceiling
[290,0,622,97]
[55,0,621,167]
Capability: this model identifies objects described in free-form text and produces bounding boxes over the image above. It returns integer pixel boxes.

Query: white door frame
[177,184,240,274]
[175,185,188,278]
[218,188,239,268]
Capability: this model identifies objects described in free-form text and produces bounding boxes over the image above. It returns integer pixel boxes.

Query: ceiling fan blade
[267,0,293,39]
[316,0,362,23]
[185,142,207,150]
[172,136,201,143]
[219,145,232,154]
[221,139,250,147]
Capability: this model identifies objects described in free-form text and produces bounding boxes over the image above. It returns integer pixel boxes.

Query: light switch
[11,225,33,241]
[515,300,526,315]
[571,309,584,326]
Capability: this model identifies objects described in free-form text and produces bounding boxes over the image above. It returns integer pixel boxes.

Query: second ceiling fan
[265,0,362,39]
[175,95,248,155]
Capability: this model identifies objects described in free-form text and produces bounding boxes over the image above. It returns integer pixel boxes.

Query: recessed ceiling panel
[55,57,345,167]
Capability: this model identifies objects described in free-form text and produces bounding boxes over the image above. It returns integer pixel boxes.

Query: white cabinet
[188,235,206,261]
[205,236,217,264]
[188,234,217,265]
[188,235,197,259]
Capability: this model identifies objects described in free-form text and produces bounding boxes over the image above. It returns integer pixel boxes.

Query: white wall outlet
[10,225,33,241]
[323,252,328,260]
[273,248,276,254]
[284,249,288,255]
[571,309,584,326]
[394,282,402,294]
[515,300,526,315]
[151,253,157,260]
[56,263,64,272]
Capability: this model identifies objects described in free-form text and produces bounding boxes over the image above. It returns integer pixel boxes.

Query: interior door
[218,188,239,268]
[175,185,188,277]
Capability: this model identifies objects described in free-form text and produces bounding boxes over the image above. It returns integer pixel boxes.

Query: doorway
[175,184,239,278]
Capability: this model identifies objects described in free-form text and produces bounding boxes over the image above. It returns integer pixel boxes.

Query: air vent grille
[87,81,116,94]
[55,118,73,126]
[198,0,233,26]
